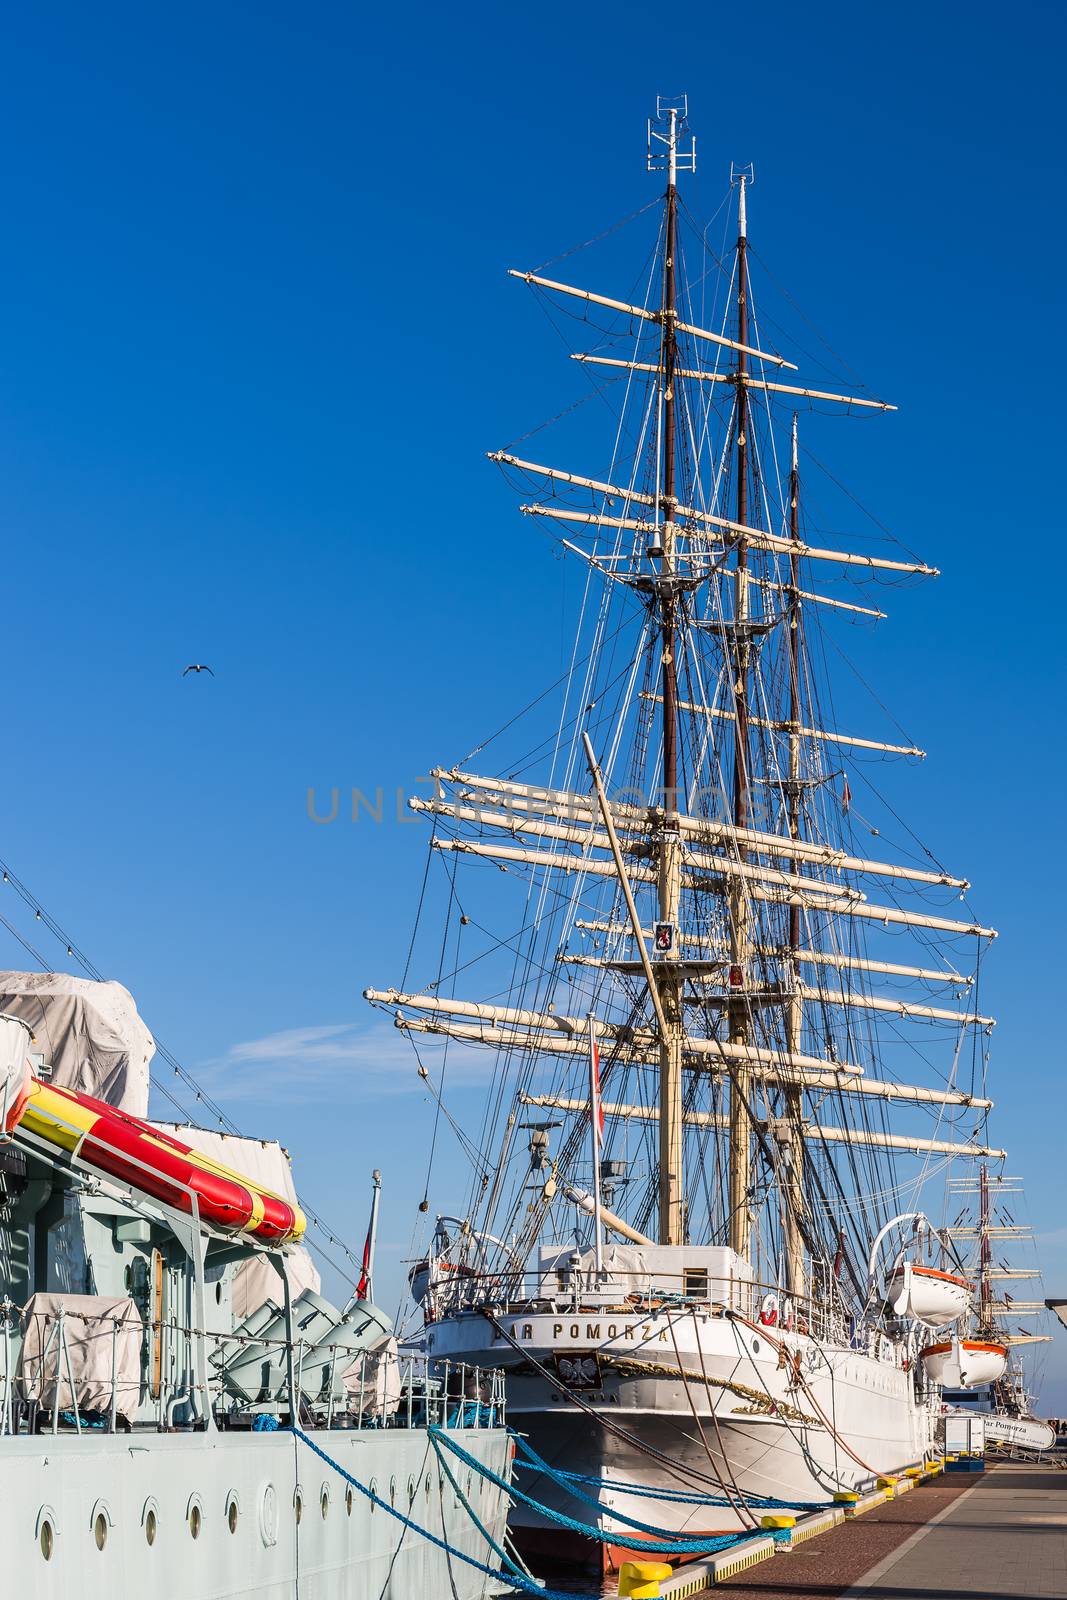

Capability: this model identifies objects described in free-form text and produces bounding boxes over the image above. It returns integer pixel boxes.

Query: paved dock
[698,1464,1067,1599]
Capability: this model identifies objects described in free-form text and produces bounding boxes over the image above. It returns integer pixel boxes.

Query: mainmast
[648,98,694,1246]
[727,168,754,1260]
[783,414,806,1296]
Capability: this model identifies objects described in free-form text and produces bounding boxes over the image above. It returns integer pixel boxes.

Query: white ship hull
[427,1308,935,1572]
[0,1425,510,1600]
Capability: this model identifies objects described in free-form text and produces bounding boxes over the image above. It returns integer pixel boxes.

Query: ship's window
[407,1475,416,1503]
[683,1267,709,1300]
[40,1520,54,1560]
[388,1476,397,1507]
[424,1473,432,1498]
[189,1504,202,1540]
[294,1493,303,1525]
[95,1512,108,1551]
[320,1487,330,1520]
[345,1487,354,1517]
[368,1478,378,1512]
[228,1500,239,1534]
[145,1509,157,1545]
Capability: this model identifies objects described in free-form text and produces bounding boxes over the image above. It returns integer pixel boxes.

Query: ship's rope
[430,1426,792,1554]
[288,1424,599,1600]
[511,1432,827,1513]
[600,1354,821,1427]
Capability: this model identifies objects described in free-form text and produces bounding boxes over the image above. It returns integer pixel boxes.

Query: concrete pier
[843,1465,1067,1599]
[680,1464,1067,1599]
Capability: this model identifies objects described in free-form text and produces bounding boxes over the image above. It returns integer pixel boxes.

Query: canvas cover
[152,1122,299,1204]
[230,1247,321,1323]
[0,972,153,1117]
[19,1292,143,1416]
[0,1011,32,1130]
[151,1123,318,1321]
[343,1333,401,1418]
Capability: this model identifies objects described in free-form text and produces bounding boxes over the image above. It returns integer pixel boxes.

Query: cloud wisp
[199,1019,489,1103]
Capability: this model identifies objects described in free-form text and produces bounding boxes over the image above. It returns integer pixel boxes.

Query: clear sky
[1,2,1065,1404]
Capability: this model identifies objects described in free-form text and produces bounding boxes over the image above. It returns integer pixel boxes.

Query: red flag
[356,1225,372,1300]
[591,1038,605,1147]
[840,775,852,815]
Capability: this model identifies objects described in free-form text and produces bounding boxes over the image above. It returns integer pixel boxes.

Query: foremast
[649,98,693,1247]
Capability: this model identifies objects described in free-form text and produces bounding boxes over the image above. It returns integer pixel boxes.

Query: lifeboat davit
[886,1260,973,1326]
[2,1013,305,1244]
[920,1338,1009,1388]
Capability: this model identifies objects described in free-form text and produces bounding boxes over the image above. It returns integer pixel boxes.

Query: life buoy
[781,1297,795,1333]
[759,1293,779,1327]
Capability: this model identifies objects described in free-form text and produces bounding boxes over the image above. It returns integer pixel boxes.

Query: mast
[782,415,806,1297]
[727,167,754,1260]
[979,1161,993,1331]
[647,98,694,1246]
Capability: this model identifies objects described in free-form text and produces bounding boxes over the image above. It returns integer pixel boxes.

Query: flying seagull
[182,664,215,677]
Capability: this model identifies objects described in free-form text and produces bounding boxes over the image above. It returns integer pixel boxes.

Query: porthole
[294,1492,303,1525]
[388,1476,397,1507]
[189,1504,202,1540]
[145,1509,158,1546]
[40,1519,54,1561]
[90,1501,113,1552]
[752,1338,761,1356]
[215,1282,223,1305]
[320,1485,330,1520]
[424,1473,432,1498]
[228,1500,238,1534]
[368,1477,378,1512]
[407,1475,416,1503]
[345,1487,353,1517]
[259,1483,279,1548]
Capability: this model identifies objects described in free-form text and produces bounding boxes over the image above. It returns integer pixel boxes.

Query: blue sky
[1,2,1065,1402]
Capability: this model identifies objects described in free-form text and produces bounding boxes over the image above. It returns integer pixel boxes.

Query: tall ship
[934,1166,1054,1452]
[364,97,1041,1572]
[0,973,511,1598]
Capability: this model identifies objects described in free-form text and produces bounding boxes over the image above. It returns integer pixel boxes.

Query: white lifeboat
[920,1337,1009,1388]
[885,1260,973,1326]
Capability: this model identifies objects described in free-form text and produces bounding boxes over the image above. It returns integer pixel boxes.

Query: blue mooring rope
[512,1431,829,1513]
[290,1423,793,1600]
[430,1426,791,1556]
[288,1425,601,1600]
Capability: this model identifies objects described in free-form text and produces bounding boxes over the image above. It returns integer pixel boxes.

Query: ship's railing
[0,1296,505,1437]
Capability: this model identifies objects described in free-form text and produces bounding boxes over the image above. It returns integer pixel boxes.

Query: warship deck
[669,1463,1067,1599]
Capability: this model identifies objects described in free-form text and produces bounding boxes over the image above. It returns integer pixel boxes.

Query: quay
[645,1463,1067,1599]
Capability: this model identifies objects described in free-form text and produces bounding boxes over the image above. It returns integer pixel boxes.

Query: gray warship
[0,973,512,1598]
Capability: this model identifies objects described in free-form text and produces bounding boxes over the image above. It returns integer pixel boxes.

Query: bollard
[761,1514,795,1530]
[876,1475,897,1498]
[618,1560,673,1598]
[834,1490,860,1514]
